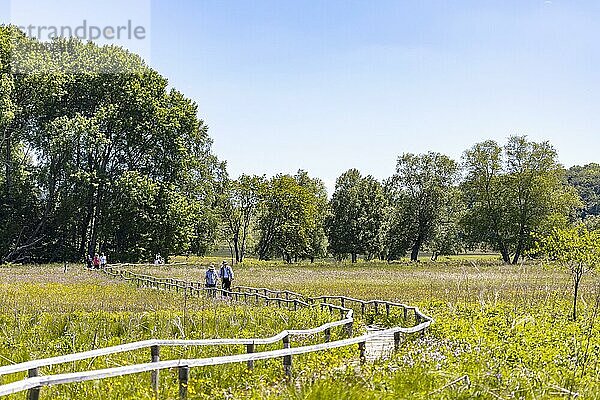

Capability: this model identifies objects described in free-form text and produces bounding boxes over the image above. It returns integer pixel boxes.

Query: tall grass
[2,260,600,398]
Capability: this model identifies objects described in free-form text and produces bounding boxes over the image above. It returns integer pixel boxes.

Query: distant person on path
[86,254,93,269]
[92,253,101,269]
[219,260,234,294]
[205,264,218,288]
[100,253,107,268]
[205,264,218,297]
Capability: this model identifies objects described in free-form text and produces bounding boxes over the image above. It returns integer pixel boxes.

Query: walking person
[205,264,218,297]
[219,260,234,295]
[92,253,101,269]
[100,253,107,268]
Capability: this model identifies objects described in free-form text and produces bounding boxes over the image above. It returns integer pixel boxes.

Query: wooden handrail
[103,263,433,327]
[0,321,432,397]
[0,311,353,376]
[0,264,433,399]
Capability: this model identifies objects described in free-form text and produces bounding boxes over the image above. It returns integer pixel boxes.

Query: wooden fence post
[345,320,353,337]
[403,307,408,321]
[386,303,390,318]
[358,342,366,364]
[282,335,292,378]
[178,366,189,400]
[394,331,401,351]
[27,368,40,400]
[324,327,331,342]
[151,345,160,397]
[246,343,255,370]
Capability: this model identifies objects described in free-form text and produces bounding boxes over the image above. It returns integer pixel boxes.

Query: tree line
[221,136,597,265]
[1,27,599,264]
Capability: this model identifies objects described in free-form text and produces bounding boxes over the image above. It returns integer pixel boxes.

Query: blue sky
[4,1,600,194]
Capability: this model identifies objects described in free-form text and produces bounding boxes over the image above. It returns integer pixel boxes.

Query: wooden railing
[0,264,433,399]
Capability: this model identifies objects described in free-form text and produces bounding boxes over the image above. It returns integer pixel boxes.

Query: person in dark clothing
[219,261,234,295]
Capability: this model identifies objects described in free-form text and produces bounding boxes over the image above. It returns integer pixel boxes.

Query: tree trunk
[511,251,520,265]
[573,272,582,321]
[79,193,94,259]
[4,128,11,197]
[410,239,421,262]
[233,234,240,263]
[512,232,525,264]
[239,239,245,263]
[88,187,103,256]
[500,247,510,264]
[351,253,357,263]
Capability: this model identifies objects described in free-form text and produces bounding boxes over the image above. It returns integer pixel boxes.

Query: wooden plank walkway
[365,325,396,361]
[0,265,433,399]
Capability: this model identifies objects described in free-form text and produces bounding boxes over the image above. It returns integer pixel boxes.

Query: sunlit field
[1,260,599,399]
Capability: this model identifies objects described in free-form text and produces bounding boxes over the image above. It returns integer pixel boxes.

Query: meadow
[0,258,599,399]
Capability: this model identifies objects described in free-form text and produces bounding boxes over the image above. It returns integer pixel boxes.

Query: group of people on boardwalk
[84,252,233,295]
[86,253,107,269]
[205,261,234,292]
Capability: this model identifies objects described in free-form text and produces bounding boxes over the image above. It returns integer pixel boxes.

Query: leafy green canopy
[567,163,600,219]
[218,174,265,263]
[461,136,580,264]
[326,169,386,262]
[385,152,458,261]
[0,27,224,262]
[256,171,327,263]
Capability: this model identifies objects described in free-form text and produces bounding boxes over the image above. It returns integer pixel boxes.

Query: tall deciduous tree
[220,174,264,264]
[256,171,326,263]
[327,169,386,263]
[386,152,457,261]
[0,28,224,263]
[461,136,580,264]
[295,170,328,263]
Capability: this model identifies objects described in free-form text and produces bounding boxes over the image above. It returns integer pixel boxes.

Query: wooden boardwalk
[0,265,433,399]
[365,325,397,361]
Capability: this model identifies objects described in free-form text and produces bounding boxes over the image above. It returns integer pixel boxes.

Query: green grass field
[1,259,599,399]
